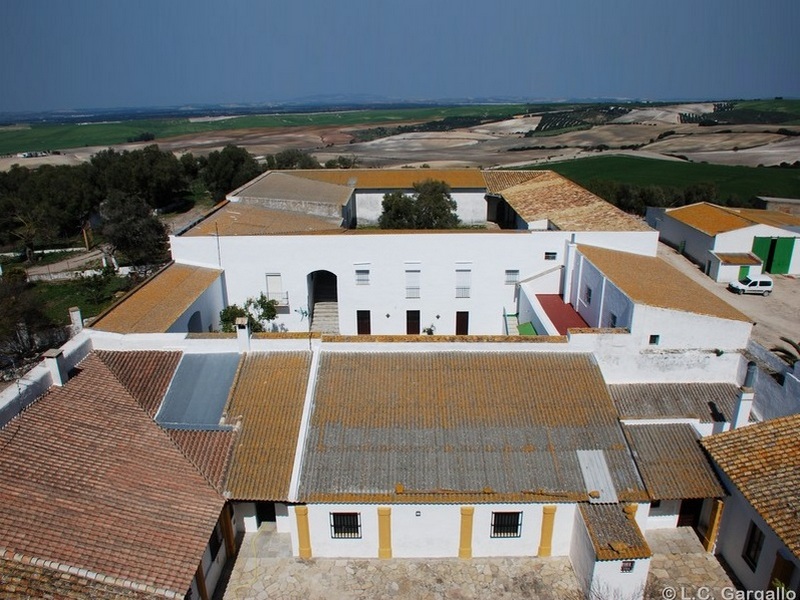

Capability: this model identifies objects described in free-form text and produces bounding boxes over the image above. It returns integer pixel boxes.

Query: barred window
[621,560,635,573]
[505,269,519,285]
[330,512,361,539]
[456,269,471,298]
[544,252,557,261]
[406,269,420,298]
[491,511,522,538]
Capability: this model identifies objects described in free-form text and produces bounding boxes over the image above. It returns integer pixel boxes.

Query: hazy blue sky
[1,0,798,113]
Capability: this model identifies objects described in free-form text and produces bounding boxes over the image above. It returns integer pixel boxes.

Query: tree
[0,275,54,360]
[273,149,320,170]
[219,293,278,332]
[202,145,263,201]
[100,191,169,267]
[378,179,460,229]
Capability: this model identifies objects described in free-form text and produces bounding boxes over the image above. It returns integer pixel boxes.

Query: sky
[1,0,798,113]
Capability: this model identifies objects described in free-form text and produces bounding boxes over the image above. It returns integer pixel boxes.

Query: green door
[770,237,795,274]
[738,266,750,280]
[752,237,771,263]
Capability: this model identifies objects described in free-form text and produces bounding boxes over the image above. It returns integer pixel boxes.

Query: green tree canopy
[100,191,169,266]
[219,293,278,333]
[201,145,264,201]
[378,179,460,229]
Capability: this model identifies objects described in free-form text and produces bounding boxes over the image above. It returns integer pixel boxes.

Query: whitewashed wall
[631,306,751,352]
[470,503,575,558]
[591,558,651,600]
[570,508,595,594]
[646,499,681,529]
[656,214,714,266]
[715,475,800,591]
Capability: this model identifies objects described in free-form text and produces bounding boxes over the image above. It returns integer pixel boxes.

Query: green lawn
[32,276,131,325]
[0,105,531,155]
[524,156,800,201]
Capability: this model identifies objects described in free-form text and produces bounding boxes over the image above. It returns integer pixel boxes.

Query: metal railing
[266,291,289,306]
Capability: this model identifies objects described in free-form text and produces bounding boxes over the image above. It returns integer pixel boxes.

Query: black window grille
[330,512,361,539]
[491,512,522,538]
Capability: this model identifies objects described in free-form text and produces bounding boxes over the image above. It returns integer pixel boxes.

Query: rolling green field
[525,156,800,201]
[0,105,530,155]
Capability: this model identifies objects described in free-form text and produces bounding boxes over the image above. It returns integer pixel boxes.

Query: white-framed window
[456,269,471,298]
[330,512,361,539]
[490,512,522,538]
[355,269,370,285]
[265,273,288,305]
[505,269,519,285]
[544,251,557,261]
[405,269,421,298]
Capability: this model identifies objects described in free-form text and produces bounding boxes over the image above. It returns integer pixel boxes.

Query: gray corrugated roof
[157,353,241,427]
[579,504,652,560]
[298,352,646,503]
[623,424,724,500]
[578,450,619,504]
[610,383,739,423]
[233,171,354,206]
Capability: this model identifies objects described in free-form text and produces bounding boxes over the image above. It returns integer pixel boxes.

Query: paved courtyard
[220,526,737,600]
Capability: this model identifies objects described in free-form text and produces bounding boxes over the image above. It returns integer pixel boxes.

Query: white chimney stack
[43,348,68,387]
[236,317,251,353]
[69,306,83,333]
[733,362,757,429]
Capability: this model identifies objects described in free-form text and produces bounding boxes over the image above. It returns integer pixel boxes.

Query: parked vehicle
[728,275,773,296]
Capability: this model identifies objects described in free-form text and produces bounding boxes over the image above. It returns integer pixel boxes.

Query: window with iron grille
[620,560,635,573]
[355,269,370,285]
[505,269,519,285]
[584,286,592,305]
[544,252,557,261]
[490,512,522,538]
[330,512,361,539]
[405,269,420,298]
[456,269,471,298]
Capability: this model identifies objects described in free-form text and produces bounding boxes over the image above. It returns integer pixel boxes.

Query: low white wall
[353,190,488,226]
[591,558,650,600]
[646,499,681,530]
[570,508,595,594]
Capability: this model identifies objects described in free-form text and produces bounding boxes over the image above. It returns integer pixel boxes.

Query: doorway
[455,311,469,335]
[357,310,371,335]
[406,310,420,334]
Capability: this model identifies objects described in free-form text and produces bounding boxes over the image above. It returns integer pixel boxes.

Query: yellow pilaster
[702,499,724,553]
[538,505,557,557]
[378,507,392,559]
[459,506,474,559]
[295,506,312,559]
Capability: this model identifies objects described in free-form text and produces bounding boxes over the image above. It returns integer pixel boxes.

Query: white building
[646,202,800,282]
[702,413,800,592]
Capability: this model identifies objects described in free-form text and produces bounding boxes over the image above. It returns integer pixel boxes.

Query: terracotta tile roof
[0,353,224,596]
[482,170,544,193]
[230,171,354,206]
[95,350,182,417]
[712,252,762,266]
[577,245,752,323]
[183,203,344,236]
[289,168,487,190]
[610,382,740,423]
[299,352,647,503]
[166,429,238,493]
[622,424,724,500]
[701,414,800,556]
[0,555,158,599]
[223,352,311,501]
[667,202,800,236]
[497,171,652,231]
[91,264,222,333]
[579,504,652,561]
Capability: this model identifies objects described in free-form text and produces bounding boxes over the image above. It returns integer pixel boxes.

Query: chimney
[43,348,68,386]
[732,361,756,429]
[235,317,250,353]
[69,306,83,333]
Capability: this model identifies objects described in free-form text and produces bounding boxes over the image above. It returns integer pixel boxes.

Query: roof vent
[235,317,250,353]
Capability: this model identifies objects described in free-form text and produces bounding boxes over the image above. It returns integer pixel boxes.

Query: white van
[728,275,773,296]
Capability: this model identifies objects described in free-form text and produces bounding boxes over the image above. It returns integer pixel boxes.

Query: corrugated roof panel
[157,353,241,427]
[577,450,619,504]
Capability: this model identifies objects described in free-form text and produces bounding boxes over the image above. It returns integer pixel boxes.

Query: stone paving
[221,526,737,600]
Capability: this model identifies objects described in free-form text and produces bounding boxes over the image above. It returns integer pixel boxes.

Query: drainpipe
[732,362,756,429]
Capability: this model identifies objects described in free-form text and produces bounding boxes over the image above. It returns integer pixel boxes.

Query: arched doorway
[187,310,203,333]
[307,270,339,334]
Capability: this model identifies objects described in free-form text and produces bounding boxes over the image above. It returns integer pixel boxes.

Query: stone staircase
[310,301,340,334]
